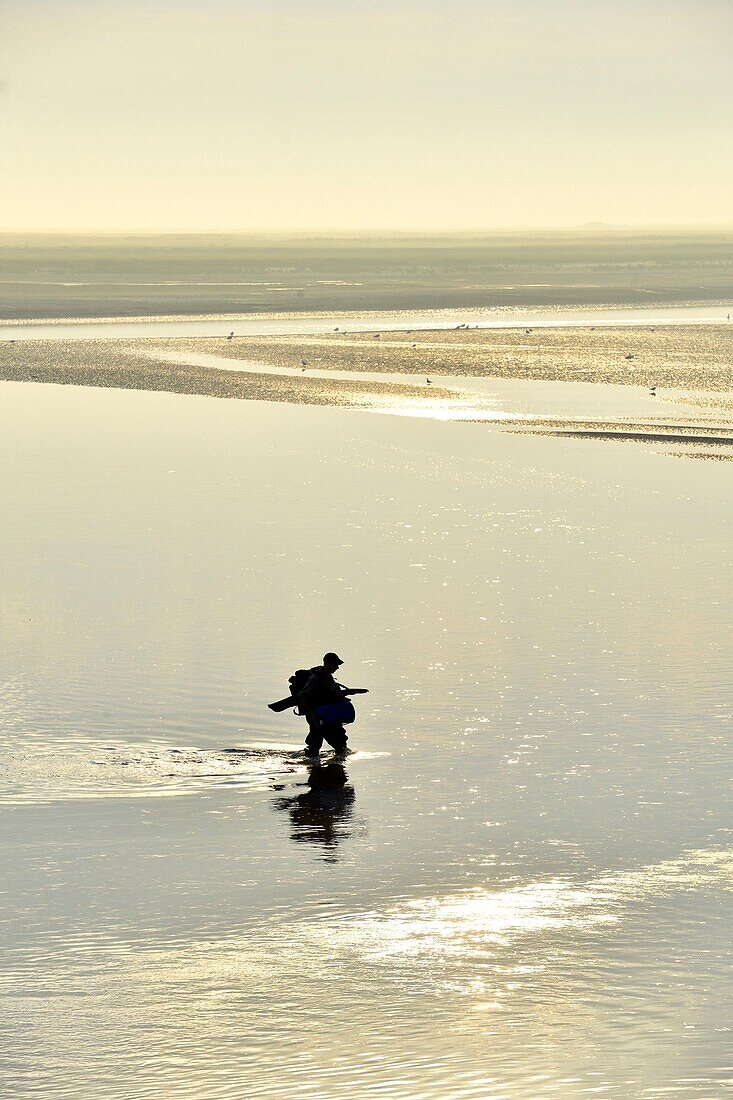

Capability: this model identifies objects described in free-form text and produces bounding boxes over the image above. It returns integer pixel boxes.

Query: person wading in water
[298,652,367,756]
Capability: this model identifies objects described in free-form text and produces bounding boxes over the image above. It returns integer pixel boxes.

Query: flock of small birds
[213,322,689,396]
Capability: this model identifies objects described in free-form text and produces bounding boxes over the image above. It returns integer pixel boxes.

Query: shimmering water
[1,381,731,1098]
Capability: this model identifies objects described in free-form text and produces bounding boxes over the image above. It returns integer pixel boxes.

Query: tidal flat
[1,320,732,1097]
[2,321,732,454]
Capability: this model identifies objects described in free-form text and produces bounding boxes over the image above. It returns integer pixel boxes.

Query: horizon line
[2,223,733,237]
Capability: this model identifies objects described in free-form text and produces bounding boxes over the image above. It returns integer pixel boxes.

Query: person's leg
[322,723,348,753]
[304,717,323,755]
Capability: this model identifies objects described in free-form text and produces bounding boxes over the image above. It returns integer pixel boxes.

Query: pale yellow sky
[1,0,731,231]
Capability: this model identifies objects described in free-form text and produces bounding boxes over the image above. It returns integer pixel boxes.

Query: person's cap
[323,652,343,665]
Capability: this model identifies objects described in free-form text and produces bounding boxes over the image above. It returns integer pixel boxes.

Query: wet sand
[1,324,731,454]
[157,322,733,392]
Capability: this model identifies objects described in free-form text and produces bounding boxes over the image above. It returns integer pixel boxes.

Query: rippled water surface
[1,380,731,1098]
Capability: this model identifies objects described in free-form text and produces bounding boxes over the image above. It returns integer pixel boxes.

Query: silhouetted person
[298,652,367,756]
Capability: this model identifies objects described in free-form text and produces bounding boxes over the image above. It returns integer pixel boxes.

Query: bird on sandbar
[426,377,433,385]
[226,331,235,340]
[625,354,635,360]
[649,386,657,396]
[301,358,307,371]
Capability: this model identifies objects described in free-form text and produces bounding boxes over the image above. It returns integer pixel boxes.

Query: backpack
[288,668,314,713]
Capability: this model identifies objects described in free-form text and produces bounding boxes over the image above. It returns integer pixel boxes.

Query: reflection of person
[298,652,367,756]
[271,760,355,859]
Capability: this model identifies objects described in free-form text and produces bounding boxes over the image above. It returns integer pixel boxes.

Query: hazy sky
[2,0,731,231]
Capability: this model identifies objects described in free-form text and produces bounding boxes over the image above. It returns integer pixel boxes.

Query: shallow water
[1,381,731,1097]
